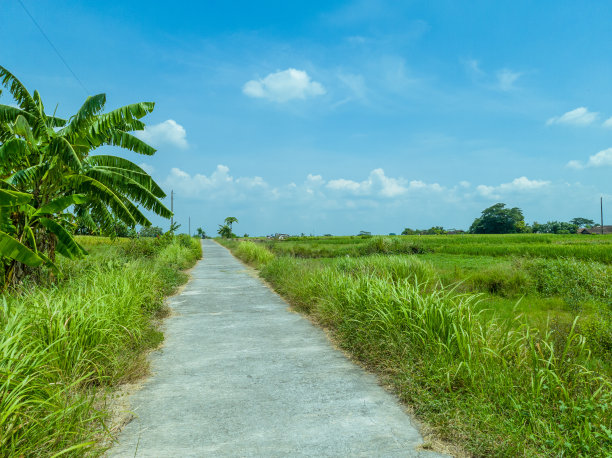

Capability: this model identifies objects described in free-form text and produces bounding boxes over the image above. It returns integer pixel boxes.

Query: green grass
[0,234,202,456]
[220,237,612,456]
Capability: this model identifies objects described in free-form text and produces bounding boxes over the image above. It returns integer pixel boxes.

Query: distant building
[579,226,612,234]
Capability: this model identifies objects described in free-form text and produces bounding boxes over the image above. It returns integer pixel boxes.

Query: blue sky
[3,0,612,235]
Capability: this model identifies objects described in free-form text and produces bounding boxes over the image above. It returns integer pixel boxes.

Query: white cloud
[566,160,583,170]
[496,69,522,91]
[477,176,550,199]
[568,147,612,169]
[546,107,598,126]
[135,119,188,149]
[164,165,269,200]
[243,68,325,102]
[603,116,612,128]
[326,168,443,198]
[138,162,155,174]
[587,148,612,167]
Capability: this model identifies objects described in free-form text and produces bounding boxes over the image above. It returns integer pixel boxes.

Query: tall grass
[234,241,275,267]
[0,235,202,455]
[226,240,612,456]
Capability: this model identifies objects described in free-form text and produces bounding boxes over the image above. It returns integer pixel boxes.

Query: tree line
[401,203,597,235]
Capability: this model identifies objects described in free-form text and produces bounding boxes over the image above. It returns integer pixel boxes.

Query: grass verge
[0,234,202,456]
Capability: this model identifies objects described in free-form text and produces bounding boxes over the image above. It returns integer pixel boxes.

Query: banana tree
[0,65,172,287]
[217,224,233,239]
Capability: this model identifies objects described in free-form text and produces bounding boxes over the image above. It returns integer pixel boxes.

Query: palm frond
[85,155,165,196]
[34,194,88,216]
[38,217,87,259]
[106,130,156,155]
[85,168,171,218]
[46,116,67,128]
[60,93,106,138]
[49,136,82,172]
[0,230,43,266]
[0,104,33,125]
[86,200,115,235]
[0,138,29,166]
[95,102,155,127]
[0,189,32,207]
[0,65,37,112]
[13,115,35,146]
[67,175,136,226]
[7,163,49,188]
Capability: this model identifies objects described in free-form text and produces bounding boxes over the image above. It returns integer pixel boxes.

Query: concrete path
[110,240,447,457]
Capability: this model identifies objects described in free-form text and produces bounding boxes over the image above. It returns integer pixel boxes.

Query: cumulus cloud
[567,147,612,169]
[243,68,325,102]
[135,119,188,149]
[326,168,443,198]
[603,117,612,128]
[496,69,522,91]
[566,160,583,170]
[546,107,598,126]
[161,165,449,207]
[164,165,269,200]
[476,176,550,199]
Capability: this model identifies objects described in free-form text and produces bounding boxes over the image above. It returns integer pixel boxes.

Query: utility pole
[170,190,174,229]
[601,196,604,235]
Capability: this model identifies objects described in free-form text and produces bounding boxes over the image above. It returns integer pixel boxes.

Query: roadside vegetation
[220,236,612,457]
[0,66,203,455]
[1,234,201,455]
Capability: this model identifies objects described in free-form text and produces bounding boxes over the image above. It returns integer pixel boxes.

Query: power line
[17,0,89,95]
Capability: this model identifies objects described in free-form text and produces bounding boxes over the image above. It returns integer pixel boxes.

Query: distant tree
[217,224,233,238]
[389,233,396,236]
[195,227,206,239]
[423,226,446,235]
[243,233,249,238]
[224,217,238,229]
[140,226,163,237]
[401,228,417,235]
[570,217,595,228]
[167,222,181,234]
[532,221,578,234]
[111,220,132,238]
[469,203,526,234]
[358,231,371,237]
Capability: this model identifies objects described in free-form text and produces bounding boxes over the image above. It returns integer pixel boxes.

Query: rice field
[260,233,612,263]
